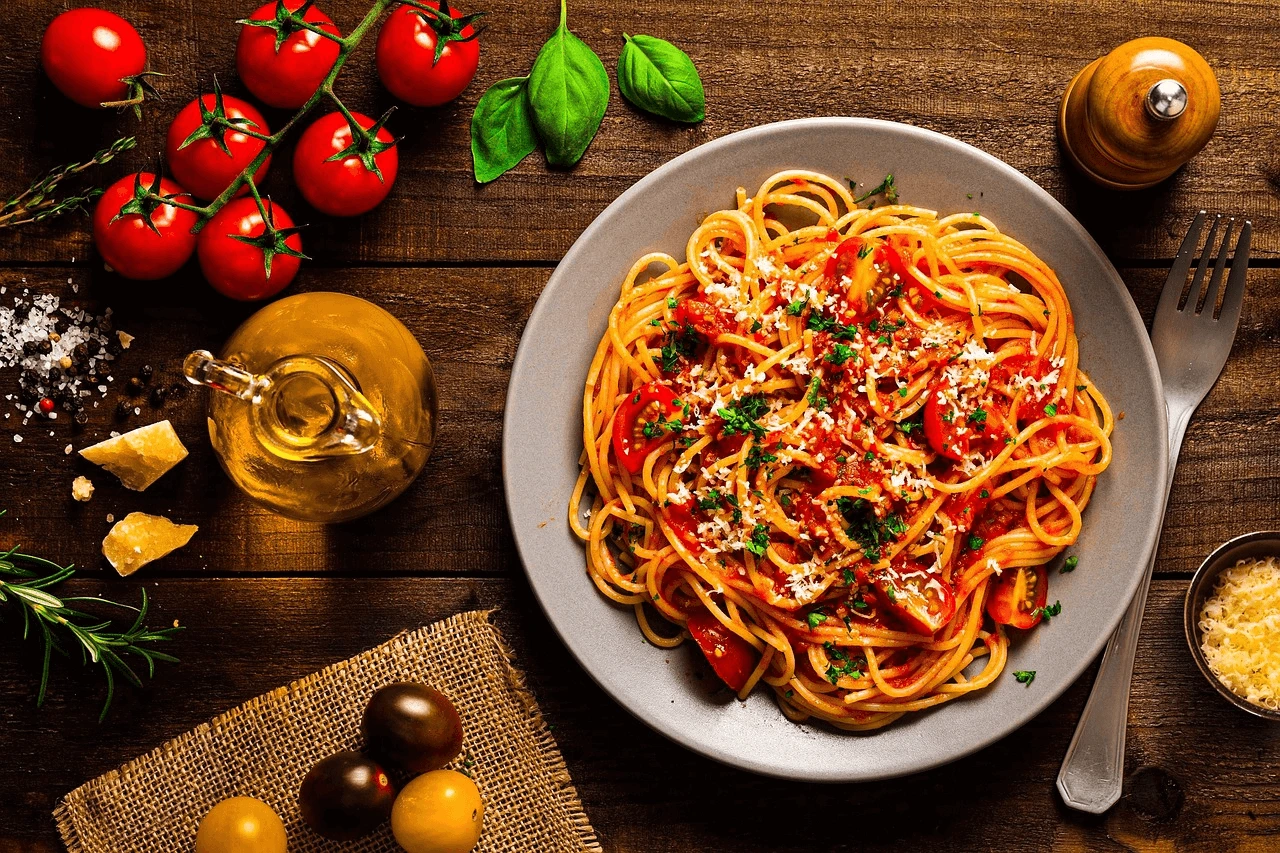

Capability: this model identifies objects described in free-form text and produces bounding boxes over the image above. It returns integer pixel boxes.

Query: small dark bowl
[1184,531,1280,722]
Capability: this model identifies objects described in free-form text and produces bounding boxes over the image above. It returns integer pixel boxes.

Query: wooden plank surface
[1,0,1277,266]
[0,578,1276,852]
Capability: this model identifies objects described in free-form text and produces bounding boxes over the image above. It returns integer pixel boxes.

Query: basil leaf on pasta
[471,76,538,184]
[617,33,705,124]
[528,0,609,168]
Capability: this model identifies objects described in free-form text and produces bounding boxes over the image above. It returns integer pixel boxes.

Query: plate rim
[502,116,1170,781]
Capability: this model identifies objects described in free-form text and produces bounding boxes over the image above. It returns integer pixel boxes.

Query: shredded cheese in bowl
[1198,556,1280,711]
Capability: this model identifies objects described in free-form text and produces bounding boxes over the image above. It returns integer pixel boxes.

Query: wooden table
[2,1,1279,850]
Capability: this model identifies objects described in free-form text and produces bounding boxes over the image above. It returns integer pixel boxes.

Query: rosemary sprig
[0,136,137,230]
[0,521,181,722]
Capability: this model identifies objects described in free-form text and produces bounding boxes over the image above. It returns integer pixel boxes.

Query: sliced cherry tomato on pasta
[673,298,733,342]
[685,611,757,692]
[993,353,1063,422]
[611,382,683,474]
[943,490,991,535]
[661,501,702,554]
[986,565,1048,630]
[823,236,865,281]
[880,238,949,313]
[871,556,957,635]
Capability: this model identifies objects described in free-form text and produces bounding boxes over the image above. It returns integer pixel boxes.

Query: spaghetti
[570,169,1112,730]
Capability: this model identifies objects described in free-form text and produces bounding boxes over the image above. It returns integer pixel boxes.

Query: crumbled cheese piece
[71,476,94,502]
[79,420,188,491]
[1199,556,1280,711]
[102,512,198,576]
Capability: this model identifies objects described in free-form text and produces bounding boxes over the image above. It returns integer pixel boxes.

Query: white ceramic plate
[503,118,1168,781]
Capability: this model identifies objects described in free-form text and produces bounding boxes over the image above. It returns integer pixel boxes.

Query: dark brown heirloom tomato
[362,683,464,773]
[298,751,395,841]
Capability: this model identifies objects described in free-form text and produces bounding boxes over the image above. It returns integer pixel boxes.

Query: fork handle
[1056,403,1191,813]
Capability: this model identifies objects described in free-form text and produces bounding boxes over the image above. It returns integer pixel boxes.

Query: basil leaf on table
[528,0,609,168]
[471,76,539,183]
[617,33,705,123]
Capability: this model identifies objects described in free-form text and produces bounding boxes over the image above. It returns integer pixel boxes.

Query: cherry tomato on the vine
[236,0,341,109]
[40,8,147,109]
[92,173,198,281]
[166,93,272,202]
[375,1,482,108]
[293,111,399,217]
[197,197,303,301]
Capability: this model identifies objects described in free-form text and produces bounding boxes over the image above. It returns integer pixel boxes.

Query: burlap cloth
[54,610,601,853]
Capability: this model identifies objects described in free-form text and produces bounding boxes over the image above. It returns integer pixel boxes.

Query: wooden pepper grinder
[1058,37,1220,189]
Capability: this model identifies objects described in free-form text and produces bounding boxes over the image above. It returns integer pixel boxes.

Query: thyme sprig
[0,136,137,230]
[0,521,181,722]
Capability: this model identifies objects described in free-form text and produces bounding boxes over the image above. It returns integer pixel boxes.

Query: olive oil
[184,292,437,522]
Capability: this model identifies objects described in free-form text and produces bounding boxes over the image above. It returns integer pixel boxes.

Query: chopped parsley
[750,319,763,333]
[720,395,768,439]
[659,323,699,373]
[980,489,989,498]
[822,642,864,683]
[1036,600,1062,622]
[841,568,856,585]
[968,407,988,425]
[836,498,903,563]
[641,414,683,439]
[1012,670,1036,686]
[825,343,856,366]
[807,611,827,629]
[697,489,722,511]
[666,296,677,309]
[745,444,778,469]
[1061,555,1078,573]
[785,298,807,316]
[857,244,873,259]
[855,173,898,205]
[806,376,829,411]
[745,523,770,556]
[1076,384,1088,391]
[898,418,921,435]
[1044,403,1058,416]
[806,312,859,340]
[968,534,985,551]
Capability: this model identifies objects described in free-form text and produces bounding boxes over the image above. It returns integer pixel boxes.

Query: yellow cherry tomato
[391,770,484,853]
[195,796,288,853]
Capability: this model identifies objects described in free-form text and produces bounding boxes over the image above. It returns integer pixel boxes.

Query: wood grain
[1,0,1277,266]
[0,577,1275,852]
[3,265,1278,579]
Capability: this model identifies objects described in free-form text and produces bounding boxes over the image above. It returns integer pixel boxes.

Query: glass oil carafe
[184,292,437,523]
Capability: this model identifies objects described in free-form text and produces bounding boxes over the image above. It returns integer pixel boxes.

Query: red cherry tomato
[40,8,146,108]
[923,385,968,462]
[823,236,865,281]
[292,112,399,217]
[685,611,757,692]
[993,352,1063,422]
[611,382,684,474]
[375,2,481,107]
[871,555,957,636]
[197,197,302,301]
[92,173,198,281]
[986,565,1048,630]
[672,298,733,342]
[165,94,271,202]
[236,0,341,109]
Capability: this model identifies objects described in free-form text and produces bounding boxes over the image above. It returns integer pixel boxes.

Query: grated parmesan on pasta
[1198,556,1280,711]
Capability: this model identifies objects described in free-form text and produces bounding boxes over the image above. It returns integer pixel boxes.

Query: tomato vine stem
[146,0,400,232]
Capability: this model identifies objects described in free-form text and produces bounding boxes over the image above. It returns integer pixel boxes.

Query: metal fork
[1057,211,1252,814]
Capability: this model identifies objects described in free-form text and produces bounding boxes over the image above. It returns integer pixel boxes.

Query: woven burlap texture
[54,610,601,853]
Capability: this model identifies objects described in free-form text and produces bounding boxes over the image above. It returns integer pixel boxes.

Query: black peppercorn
[115,400,132,420]
[105,338,123,356]
[18,386,39,405]
[138,364,154,383]
[126,376,144,396]
[149,386,169,407]
[73,410,89,426]
[19,369,39,387]
[22,341,38,356]
[36,338,52,354]
[73,343,89,361]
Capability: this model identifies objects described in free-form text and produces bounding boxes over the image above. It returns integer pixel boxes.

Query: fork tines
[1169,211,1253,321]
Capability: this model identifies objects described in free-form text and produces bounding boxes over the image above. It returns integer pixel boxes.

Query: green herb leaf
[807,611,827,629]
[1036,600,1062,622]
[528,0,610,168]
[616,33,705,123]
[1013,669,1036,685]
[1061,555,1078,573]
[471,76,539,183]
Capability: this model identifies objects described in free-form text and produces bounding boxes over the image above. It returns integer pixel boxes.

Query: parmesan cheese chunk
[1199,556,1280,711]
[79,420,188,491]
[71,476,94,502]
[102,512,198,577]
